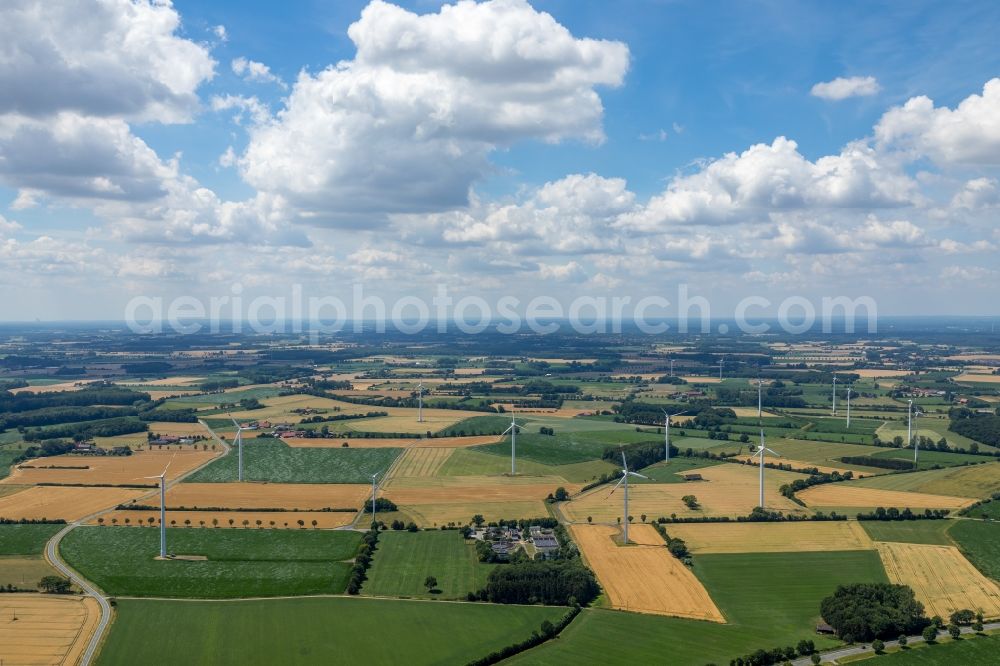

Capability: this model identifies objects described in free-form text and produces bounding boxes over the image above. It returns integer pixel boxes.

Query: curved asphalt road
[42,420,230,665]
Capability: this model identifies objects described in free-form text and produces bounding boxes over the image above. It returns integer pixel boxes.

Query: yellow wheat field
[953,373,1000,384]
[563,464,809,523]
[0,486,147,521]
[390,448,455,478]
[2,448,218,486]
[401,500,549,527]
[164,482,370,510]
[663,521,875,554]
[90,510,357,529]
[797,485,975,510]
[381,474,581,502]
[876,542,1000,619]
[0,594,100,666]
[729,455,865,477]
[569,524,724,621]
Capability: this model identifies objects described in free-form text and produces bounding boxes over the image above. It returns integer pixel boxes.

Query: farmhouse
[682,473,703,481]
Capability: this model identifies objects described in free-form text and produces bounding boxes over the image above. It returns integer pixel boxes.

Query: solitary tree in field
[111,518,118,526]
[297,519,305,528]
[212,518,219,528]
[311,520,318,528]
[872,639,884,654]
[256,520,262,528]
[472,514,485,527]
[424,576,437,593]
[587,516,592,523]
[147,517,154,527]
[947,624,961,639]
[184,519,191,528]
[228,519,235,527]
[269,520,275,528]
[242,520,250,528]
[640,514,647,523]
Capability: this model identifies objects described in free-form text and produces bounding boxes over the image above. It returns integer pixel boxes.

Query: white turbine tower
[369,472,380,526]
[142,461,171,559]
[502,414,521,475]
[911,402,924,467]
[757,378,763,418]
[846,386,852,429]
[832,376,838,416]
[607,452,649,544]
[416,382,425,423]
[670,358,676,377]
[229,414,246,482]
[718,358,724,380]
[750,430,780,509]
[662,409,689,463]
[907,398,914,451]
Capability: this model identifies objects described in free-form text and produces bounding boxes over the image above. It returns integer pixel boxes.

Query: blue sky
[1,0,999,320]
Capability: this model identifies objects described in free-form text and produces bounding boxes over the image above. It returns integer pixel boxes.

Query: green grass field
[97,597,566,665]
[437,448,616,483]
[870,448,988,468]
[185,440,401,483]
[860,520,956,545]
[436,415,513,436]
[0,523,62,555]
[363,530,494,600]
[962,498,1000,519]
[948,520,1000,582]
[867,633,1000,664]
[632,456,722,483]
[474,429,658,466]
[510,550,888,665]
[61,526,362,598]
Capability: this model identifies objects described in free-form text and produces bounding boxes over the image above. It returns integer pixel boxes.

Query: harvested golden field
[490,404,600,417]
[664,521,875,554]
[390,448,455,478]
[0,594,100,666]
[382,475,581,503]
[2,448,217,486]
[118,376,205,386]
[680,376,721,383]
[90,510,357,529]
[401,501,548,527]
[798,484,975,510]
[563,464,809,523]
[165,482,370,510]
[345,409,469,433]
[728,408,782,418]
[282,435,501,449]
[876,542,1000,619]
[0,486,147,521]
[954,373,1000,383]
[0,484,29,499]
[853,369,912,378]
[570,524,724,621]
[850,462,1000,499]
[730,455,866,477]
[144,421,212,437]
[9,381,91,394]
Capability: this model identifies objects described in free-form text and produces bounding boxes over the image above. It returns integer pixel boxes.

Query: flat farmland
[0,557,60,589]
[570,524,724,621]
[563,464,809,522]
[0,595,99,666]
[283,434,501,448]
[949,520,1000,581]
[90,509,357,529]
[98,597,566,666]
[166,482,370,510]
[848,462,1000,499]
[185,440,402,483]
[363,530,495,599]
[382,475,581,503]
[144,421,212,436]
[954,372,1000,383]
[2,448,217,486]
[61,526,362,598]
[0,523,63,555]
[224,394,370,422]
[728,454,864,477]
[0,485,147,521]
[798,484,975,510]
[509,550,888,665]
[860,519,956,545]
[402,501,550,527]
[663,521,874,554]
[390,447,455,477]
[344,408,472,433]
[876,542,1000,619]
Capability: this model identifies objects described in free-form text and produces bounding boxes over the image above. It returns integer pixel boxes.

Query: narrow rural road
[41,421,230,665]
[792,622,1000,664]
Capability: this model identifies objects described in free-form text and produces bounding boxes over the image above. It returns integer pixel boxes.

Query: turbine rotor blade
[628,472,650,480]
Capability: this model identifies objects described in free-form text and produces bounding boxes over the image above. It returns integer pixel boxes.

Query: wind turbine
[669,358,676,377]
[607,452,648,544]
[832,376,838,416]
[750,430,780,509]
[229,414,245,482]
[846,386,852,429]
[142,461,171,559]
[369,472,380,526]
[718,358,724,380]
[757,378,763,418]
[662,409,690,463]
[416,382,425,423]
[502,414,522,475]
[910,402,924,467]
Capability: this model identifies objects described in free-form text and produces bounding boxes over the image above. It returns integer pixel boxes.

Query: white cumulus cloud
[810,76,881,101]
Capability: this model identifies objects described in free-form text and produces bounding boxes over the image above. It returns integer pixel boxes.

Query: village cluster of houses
[69,441,131,456]
[234,420,308,439]
[472,524,561,560]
